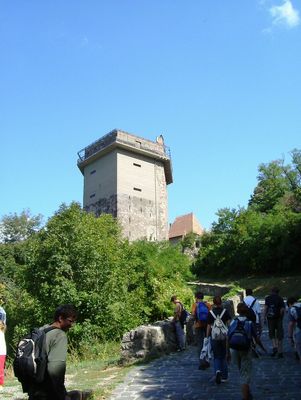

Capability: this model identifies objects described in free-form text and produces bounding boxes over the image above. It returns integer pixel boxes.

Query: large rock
[121,319,177,362]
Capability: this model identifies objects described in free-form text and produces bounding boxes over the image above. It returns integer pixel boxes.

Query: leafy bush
[1,202,194,358]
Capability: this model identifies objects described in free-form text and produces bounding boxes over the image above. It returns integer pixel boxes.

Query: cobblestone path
[109,307,301,400]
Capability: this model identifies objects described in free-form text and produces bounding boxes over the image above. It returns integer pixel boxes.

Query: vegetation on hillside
[0,203,193,358]
[193,149,301,278]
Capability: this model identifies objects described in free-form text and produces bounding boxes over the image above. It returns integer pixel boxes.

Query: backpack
[210,309,228,340]
[179,303,190,325]
[293,305,301,329]
[196,301,209,322]
[228,318,251,351]
[244,298,256,323]
[266,303,279,320]
[13,326,58,387]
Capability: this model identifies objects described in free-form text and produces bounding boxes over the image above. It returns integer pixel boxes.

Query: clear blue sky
[1,1,300,230]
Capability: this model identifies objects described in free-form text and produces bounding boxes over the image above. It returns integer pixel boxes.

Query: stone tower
[77,129,173,241]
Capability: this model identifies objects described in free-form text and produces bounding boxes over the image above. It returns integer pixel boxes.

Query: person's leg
[239,350,252,400]
[220,356,228,380]
[218,340,228,380]
[268,319,278,355]
[194,327,202,354]
[212,340,223,384]
[199,327,206,352]
[294,331,301,363]
[0,355,5,386]
[175,321,185,350]
[241,383,251,400]
[276,318,284,357]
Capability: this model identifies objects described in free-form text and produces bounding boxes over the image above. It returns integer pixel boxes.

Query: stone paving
[109,310,301,400]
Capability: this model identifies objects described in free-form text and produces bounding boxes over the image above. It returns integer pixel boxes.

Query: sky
[1,0,300,230]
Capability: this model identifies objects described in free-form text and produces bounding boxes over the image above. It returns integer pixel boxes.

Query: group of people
[171,287,301,400]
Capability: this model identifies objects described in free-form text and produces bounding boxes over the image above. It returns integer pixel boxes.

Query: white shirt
[0,330,6,355]
[244,295,261,324]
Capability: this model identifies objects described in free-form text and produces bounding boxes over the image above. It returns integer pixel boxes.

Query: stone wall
[190,282,230,297]
[120,295,243,362]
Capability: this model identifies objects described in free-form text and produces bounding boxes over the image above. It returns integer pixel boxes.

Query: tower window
[90,193,96,199]
[133,187,142,192]
[90,170,96,175]
[133,163,141,167]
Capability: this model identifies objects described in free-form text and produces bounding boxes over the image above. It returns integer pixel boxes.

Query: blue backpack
[196,302,209,322]
[228,318,251,351]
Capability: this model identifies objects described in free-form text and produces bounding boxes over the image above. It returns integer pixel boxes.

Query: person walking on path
[228,302,259,400]
[0,320,7,391]
[206,295,231,384]
[264,287,285,358]
[171,295,186,351]
[244,288,262,336]
[287,296,301,363]
[191,292,211,355]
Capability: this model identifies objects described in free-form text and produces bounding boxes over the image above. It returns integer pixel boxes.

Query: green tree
[0,209,42,243]
[248,160,290,213]
[23,202,194,343]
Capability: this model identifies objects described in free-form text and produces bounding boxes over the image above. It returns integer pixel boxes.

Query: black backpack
[179,303,190,325]
[266,303,279,319]
[13,326,58,388]
[244,299,257,323]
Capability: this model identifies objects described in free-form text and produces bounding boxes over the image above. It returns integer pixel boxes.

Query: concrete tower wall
[116,149,168,241]
[78,129,172,241]
[83,150,117,217]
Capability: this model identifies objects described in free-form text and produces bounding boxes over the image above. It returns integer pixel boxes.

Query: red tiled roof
[168,212,203,239]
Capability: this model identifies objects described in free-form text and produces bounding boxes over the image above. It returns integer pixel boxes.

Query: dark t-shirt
[207,306,231,325]
[265,294,285,319]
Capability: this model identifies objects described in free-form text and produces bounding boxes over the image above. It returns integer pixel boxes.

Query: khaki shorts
[231,348,252,385]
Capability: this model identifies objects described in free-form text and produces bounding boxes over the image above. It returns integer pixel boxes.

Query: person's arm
[206,323,211,337]
[288,320,295,344]
[191,303,196,320]
[280,298,286,318]
[206,311,213,337]
[224,310,231,327]
[287,309,296,345]
[173,302,181,322]
[263,304,268,321]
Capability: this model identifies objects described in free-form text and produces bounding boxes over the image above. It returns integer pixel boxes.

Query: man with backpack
[244,289,262,336]
[287,296,301,363]
[206,295,231,384]
[227,302,259,400]
[264,287,285,358]
[15,304,89,400]
[171,295,186,351]
[191,292,211,355]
